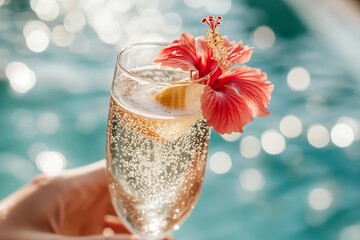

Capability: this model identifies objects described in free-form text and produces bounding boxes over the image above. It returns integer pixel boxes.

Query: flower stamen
[201,16,231,70]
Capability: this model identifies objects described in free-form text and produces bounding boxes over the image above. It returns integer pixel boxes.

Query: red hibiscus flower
[154,16,274,134]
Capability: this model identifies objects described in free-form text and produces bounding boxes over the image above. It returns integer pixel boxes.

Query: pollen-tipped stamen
[201,16,231,70]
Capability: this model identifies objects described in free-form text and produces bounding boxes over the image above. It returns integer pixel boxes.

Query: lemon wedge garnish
[154,83,205,110]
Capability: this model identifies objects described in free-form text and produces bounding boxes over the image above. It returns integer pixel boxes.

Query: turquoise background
[1,0,360,239]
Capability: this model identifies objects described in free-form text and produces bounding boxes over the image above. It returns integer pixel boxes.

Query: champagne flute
[106,43,213,239]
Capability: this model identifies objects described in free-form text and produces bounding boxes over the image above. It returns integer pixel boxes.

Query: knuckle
[30,173,51,187]
[30,174,63,192]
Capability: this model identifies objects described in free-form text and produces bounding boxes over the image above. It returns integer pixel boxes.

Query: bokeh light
[124,17,143,39]
[23,20,50,37]
[340,224,360,240]
[221,132,242,142]
[337,117,360,140]
[287,67,311,92]
[30,0,59,21]
[239,168,265,191]
[279,115,303,138]
[184,0,202,9]
[163,12,182,34]
[253,26,276,49]
[5,62,36,94]
[52,25,75,47]
[35,151,66,176]
[209,152,232,174]
[203,0,232,15]
[307,124,330,148]
[108,0,134,13]
[308,188,333,211]
[26,30,50,52]
[23,20,51,52]
[240,136,261,158]
[140,9,164,31]
[331,123,354,148]
[261,130,286,154]
[87,9,121,45]
[64,10,87,33]
[135,0,159,11]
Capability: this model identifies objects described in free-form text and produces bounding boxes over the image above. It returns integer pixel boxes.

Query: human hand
[0,160,137,240]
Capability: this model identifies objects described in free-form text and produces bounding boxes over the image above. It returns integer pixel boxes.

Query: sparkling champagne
[106,67,210,239]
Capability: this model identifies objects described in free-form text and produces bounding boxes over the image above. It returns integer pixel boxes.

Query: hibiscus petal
[218,66,274,117]
[223,37,253,64]
[201,85,253,134]
[196,37,220,78]
[154,33,200,73]
[196,36,212,65]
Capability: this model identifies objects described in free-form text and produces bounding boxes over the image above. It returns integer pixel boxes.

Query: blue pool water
[0,0,360,239]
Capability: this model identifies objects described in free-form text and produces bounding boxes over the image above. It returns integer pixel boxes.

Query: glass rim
[117,42,218,86]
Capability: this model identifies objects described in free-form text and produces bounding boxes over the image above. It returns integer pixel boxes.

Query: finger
[105,196,117,216]
[21,232,139,240]
[61,234,140,240]
[104,215,131,234]
[64,160,107,186]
